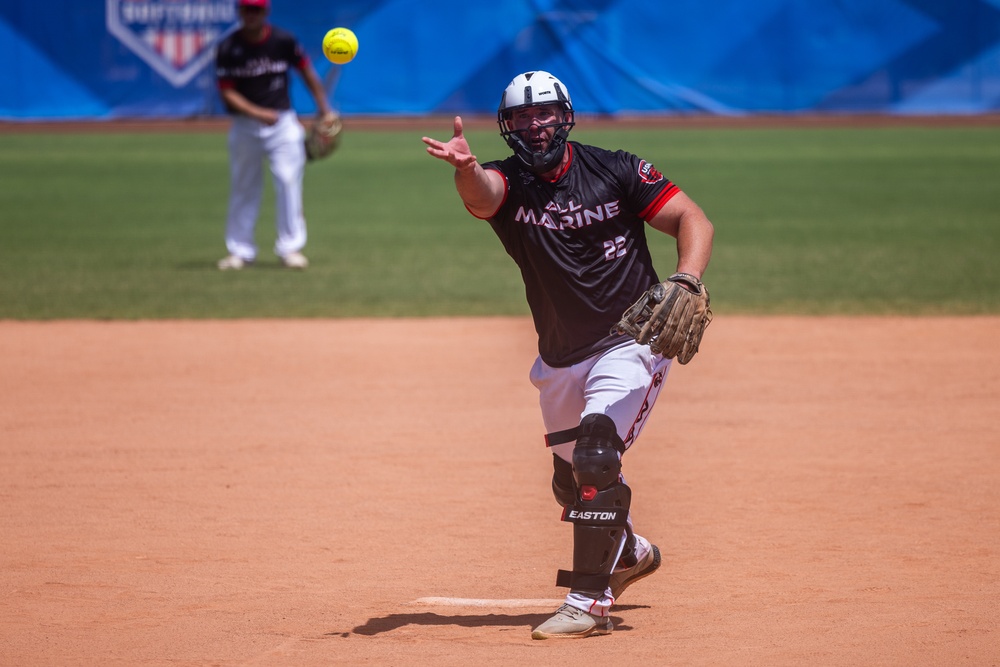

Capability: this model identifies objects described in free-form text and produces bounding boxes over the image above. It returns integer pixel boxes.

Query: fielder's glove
[305,112,343,161]
[611,273,713,364]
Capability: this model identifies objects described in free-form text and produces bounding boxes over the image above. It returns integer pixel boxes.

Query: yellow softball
[322,28,358,65]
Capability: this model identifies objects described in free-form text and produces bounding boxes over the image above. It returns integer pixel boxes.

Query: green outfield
[1,123,997,319]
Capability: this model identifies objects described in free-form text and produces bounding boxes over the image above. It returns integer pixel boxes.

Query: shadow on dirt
[338,605,649,637]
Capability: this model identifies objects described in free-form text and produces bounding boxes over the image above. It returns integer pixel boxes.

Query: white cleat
[217,254,250,271]
[531,603,612,640]
[280,251,309,269]
[610,540,661,601]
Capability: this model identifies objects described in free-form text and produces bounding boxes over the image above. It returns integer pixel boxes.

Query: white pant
[530,340,672,463]
[224,110,307,261]
[529,340,672,617]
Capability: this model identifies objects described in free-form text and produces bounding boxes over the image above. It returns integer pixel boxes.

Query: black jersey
[481,142,680,367]
[215,26,307,112]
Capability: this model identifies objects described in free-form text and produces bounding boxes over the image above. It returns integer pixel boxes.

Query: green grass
[1,124,998,319]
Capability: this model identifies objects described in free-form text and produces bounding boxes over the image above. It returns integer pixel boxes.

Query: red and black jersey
[480,142,680,367]
[215,26,307,112]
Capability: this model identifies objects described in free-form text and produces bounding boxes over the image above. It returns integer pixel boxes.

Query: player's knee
[571,413,624,491]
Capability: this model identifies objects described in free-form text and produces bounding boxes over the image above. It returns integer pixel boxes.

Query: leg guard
[554,413,631,596]
[551,455,576,508]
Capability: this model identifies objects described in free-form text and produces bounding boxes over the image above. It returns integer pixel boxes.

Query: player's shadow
[337,605,648,637]
[174,260,301,271]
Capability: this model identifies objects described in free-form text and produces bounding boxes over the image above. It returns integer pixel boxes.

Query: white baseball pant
[530,340,672,463]
[529,339,672,617]
[224,110,307,261]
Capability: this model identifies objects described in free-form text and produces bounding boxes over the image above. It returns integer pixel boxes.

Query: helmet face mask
[497,71,575,174]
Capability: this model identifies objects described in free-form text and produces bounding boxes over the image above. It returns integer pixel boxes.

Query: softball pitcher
[423,71,715,639]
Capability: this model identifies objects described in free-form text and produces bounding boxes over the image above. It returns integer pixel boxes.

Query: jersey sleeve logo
[638,160,664,184]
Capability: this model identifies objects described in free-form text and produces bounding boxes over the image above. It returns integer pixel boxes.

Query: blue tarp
[2,0,999,120]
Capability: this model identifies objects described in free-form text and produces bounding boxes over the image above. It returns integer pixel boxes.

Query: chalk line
[410,597,563,608]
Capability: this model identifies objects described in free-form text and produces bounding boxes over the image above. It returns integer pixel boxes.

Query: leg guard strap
[545,415,626,454]
[556,569,613,591]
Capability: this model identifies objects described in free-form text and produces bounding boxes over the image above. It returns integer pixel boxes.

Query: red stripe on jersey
[639,183,679,221]
[544,143,574,182]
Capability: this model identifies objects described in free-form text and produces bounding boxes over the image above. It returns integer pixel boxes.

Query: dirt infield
[2,317,998,666]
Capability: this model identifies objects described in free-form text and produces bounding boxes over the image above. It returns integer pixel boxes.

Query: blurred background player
[422,71,715,639]
[214,0,336,270]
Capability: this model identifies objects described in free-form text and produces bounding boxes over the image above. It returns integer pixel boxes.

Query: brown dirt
[1,316,998,666]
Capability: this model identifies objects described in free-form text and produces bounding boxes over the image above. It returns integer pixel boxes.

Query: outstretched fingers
[422,116,477,168]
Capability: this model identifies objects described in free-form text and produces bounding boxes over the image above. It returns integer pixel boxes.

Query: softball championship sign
[106,0,239,87]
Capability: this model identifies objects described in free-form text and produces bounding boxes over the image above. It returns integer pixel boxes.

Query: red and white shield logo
[106,0,239,87]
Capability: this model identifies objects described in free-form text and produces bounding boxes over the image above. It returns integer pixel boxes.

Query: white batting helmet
[497,71,575,173]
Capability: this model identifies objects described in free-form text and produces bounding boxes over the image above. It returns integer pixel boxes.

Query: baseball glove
[305,112,343,161]
[611,273,713,364]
